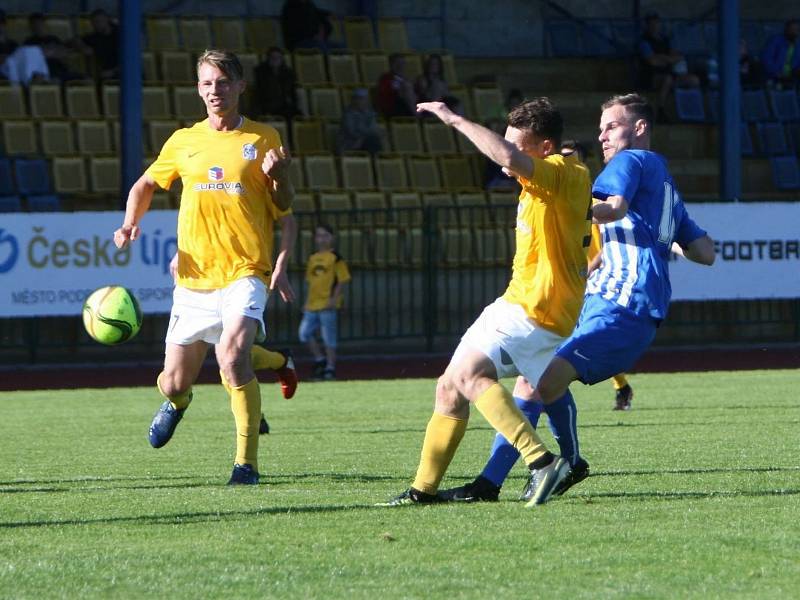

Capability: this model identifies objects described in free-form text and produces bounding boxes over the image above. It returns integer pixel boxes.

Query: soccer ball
[82,286,143,345]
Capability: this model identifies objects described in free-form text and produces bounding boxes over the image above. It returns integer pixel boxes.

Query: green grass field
[2,370,799,599]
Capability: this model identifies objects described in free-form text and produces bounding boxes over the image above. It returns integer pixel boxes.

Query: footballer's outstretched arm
[592,194,628,223]
[672,235,716,266]
[417,101,534,180]
[114,173,158,248]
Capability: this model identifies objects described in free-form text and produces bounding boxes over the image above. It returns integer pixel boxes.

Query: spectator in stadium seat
[336,87,382,154]
[415,54,449,103]
[75,9,120,80]
[376,53,417,118]
[298,223,351,381]
[254,47,301,121]
[492,88,524,122]
[637,12,700,123]
[0,12,19,80]
[281,0,338,52]
[113,50,295,486]
[760,19,800,89]
[23,12,85,82]
[739,38,767,90]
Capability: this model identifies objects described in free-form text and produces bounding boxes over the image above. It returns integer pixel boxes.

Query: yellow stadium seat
[344,17,376,51]
[447,85,473,120]
[372,228,401,266]
[148,120,179,154]
[0,84,27,117]
[142,51,159,82]
[472,85,504,122]
[46,17,74,42]
[406,227,424,265]
[377,18,409,53]
[77,120,112,155]
[146,17,180,51]
[308,85,343,119]
[89,156,120,193]
[160,51,194,83]
[441,227,474,265]
[260,116,289,146]
[29,84,63,118]
[389,191,422,227]
[475,227,511,265]
[52,156,88,194]
[40,121,76,156]
[304,153,339,188]
[455,189,490,227]
[293,49,328,85]
[178,17,212,51]
[374,153,408,191]
[389,117,424,154]
[340,152,375,190]
[102,82,119,117]
[408,154,442,190]
[2,120,37,155]
[238,53,259,84]
[292,191,317,214]
[422,121,457,154]
[172,85,205,120]
[357,51,388,86]
[422,191,458,225]
[327,52,360,86]
[353,190,387,225]
[142,85,172,119]
[292,118,326,153]
[337,229,368,266]
[245,18,282,50]
[439,154,476,188]
[318,189,351,212]
[401,52,423,82]
[212,18,247,52]
[65,82,100,119]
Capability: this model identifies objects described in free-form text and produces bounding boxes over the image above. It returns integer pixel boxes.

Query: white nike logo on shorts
[573,349,590,361]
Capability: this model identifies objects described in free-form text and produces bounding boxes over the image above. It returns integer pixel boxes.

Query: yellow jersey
[589,223,602,261]
[146,118,285,289]
[502,153,593,337]
[304,250,352,311]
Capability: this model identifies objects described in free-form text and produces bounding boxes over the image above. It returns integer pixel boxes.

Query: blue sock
[480,397,543,487]
[542,389,581,467]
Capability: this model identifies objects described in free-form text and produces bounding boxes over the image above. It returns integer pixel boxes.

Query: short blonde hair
[196,49,244,81]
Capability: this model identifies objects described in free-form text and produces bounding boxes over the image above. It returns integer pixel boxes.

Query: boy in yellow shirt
[299,223,351,381]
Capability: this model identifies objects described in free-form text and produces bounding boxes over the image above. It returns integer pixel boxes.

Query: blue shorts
[555,294,657,385]
[298,309,338,348]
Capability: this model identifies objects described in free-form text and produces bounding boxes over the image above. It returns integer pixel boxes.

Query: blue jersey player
[439,93,716,504]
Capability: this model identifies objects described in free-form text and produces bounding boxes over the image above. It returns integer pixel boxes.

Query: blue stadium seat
[548,21,583,57]
[674,88,705,122]
[707,90,719,122]
[770,156,800,189]
[670,21,708,56]
[741,90,770,122]
[768,89,800,122]
[13,159,50,195]
[741,123,754,156]
[0,196,22,212]
[582,21,616,57]
[757,122,790,155]
[27,194,61,212]
[0,157,14,196]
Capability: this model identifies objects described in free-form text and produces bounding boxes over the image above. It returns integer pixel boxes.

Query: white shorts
[165,277,268,346]
[451,297,566,384]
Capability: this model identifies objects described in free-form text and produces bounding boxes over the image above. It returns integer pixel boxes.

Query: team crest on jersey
[242,143,257,161]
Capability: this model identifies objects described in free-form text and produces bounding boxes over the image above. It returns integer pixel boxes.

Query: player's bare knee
[435,374,464,415]
[158,371,190,398]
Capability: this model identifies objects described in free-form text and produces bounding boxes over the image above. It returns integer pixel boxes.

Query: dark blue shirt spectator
[760,19,800,86]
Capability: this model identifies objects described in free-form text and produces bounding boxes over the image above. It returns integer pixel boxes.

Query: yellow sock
[156,372,192,410]
[612,373,629,390]
[474,382,548,467]
[411,413,467,495]
[250,346,286,371]
[227,376,262,472]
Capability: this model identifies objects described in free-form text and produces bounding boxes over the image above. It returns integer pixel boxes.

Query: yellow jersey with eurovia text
[502,153,593,337]
[304,250,351,311]
[146,118,288,289]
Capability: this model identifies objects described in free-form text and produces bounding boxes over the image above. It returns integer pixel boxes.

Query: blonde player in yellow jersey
[113,49,294,485]
[380,97,593,507]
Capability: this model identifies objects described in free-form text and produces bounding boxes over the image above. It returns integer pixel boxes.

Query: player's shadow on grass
[0,503,381,530]
[593,465,800,477]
